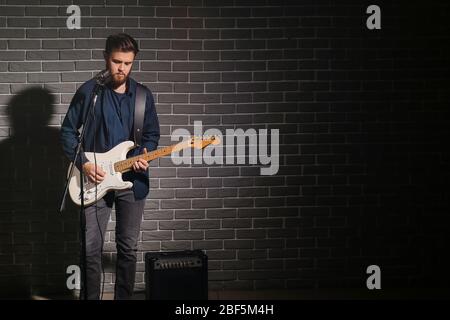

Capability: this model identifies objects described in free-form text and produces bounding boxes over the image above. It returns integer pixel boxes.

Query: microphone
[94,69,111,85]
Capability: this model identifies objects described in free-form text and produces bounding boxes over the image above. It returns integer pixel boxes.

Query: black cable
[93,148,105,301]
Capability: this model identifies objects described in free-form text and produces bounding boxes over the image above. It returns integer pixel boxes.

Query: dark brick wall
[0,0,449,297]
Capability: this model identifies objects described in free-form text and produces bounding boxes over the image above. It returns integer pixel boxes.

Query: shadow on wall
[0,88,79,299]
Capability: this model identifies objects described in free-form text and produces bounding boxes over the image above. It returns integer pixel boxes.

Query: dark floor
[33,288,450,300]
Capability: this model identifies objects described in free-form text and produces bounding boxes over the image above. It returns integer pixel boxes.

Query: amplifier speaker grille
[145,250,208,300]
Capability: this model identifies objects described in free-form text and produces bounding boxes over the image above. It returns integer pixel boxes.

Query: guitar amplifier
[145,250,208,300]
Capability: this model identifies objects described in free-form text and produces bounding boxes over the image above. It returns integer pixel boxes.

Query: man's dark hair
[104,33,139,56]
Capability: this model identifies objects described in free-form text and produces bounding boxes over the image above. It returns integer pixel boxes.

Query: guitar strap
[134,83,146,147]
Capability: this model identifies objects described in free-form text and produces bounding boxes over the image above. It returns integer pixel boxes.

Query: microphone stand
[59,79,106,300]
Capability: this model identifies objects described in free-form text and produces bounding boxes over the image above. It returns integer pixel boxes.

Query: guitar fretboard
[114,144,180,173]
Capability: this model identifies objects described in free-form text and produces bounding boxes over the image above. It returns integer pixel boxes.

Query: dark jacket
[60,77,160,200]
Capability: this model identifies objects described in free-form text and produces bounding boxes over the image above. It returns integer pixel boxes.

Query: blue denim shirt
[60,77,160,200]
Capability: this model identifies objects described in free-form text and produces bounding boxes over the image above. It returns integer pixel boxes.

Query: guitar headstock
[191,135,221,149]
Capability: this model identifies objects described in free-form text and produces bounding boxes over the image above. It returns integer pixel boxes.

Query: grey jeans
[82,189,144,300]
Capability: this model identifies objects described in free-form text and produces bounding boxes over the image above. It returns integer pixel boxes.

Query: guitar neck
[114,144,178,173]
[113,136,218,174]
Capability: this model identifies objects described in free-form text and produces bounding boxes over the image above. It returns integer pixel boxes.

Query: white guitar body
[66,135,220,206]
[68,141,135,206]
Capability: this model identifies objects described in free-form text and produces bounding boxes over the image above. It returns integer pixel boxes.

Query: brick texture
[0,0,449,298]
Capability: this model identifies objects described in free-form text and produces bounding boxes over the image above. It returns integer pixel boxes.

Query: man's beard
[111,72,128,88]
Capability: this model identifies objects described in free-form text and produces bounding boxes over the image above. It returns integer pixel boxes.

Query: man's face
[105,50,135,87]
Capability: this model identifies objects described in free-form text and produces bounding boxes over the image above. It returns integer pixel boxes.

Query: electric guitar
[67,136,220,206]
